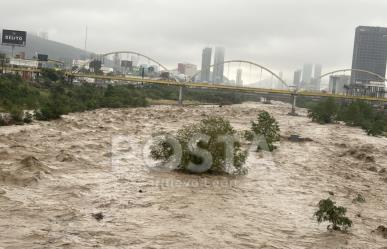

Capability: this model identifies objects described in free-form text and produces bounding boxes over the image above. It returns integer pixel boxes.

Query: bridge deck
[3,67,387,103]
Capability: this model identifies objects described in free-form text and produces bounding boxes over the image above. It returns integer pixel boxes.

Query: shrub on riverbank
[307,98,387,136]
[150,116,248,175]
[0,74,43,111]
[1,72,255,123]
[142,84,257,105]
[338,101,387,136]
[250,111,280,151]
[0,108,33,126]
[0,74,148,122]
[307,97,338,124]
[34,84,148,120]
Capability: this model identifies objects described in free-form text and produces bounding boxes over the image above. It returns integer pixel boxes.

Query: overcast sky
[1,0,387,79]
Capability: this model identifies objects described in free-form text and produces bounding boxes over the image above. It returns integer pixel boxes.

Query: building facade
[351,26,387,84]
[313,64,322,91]
[213,47,225,84]
[200,47,212,82]
[293,70,302,89]
[302,63,313,88]
[236,68,243,86]
[329,75,350,94]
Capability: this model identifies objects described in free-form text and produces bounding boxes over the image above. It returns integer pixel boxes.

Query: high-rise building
[313,64,322,91]
[213,47,225,84]
[201,47,212,82]
[302,63,313,88]
[277,71,284,89]
[236,68,243,86]
[113,53,120,72]
[351,26,387,84]
[293,70,302,89]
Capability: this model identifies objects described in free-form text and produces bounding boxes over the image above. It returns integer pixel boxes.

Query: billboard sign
[38,54,48,62]
[2,29,27,47]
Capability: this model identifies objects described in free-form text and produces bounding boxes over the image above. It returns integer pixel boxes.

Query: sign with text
[2,29,27,46]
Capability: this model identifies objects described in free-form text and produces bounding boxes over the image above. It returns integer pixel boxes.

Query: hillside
[0,33,93,64]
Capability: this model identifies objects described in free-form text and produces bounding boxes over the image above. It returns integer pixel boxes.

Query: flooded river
[0,102,386,248]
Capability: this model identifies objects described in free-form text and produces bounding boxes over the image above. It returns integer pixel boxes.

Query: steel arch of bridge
[73,50,169,73]
[192,59,289,88]
[315,68,387,83]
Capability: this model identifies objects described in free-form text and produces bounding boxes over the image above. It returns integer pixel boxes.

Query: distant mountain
[0,33,93,65]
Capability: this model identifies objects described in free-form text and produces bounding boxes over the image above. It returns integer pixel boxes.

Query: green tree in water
[250,111,280,152]
[314,198,352,231]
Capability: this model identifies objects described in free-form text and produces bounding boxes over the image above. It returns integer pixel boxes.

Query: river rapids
[0,102,386,248]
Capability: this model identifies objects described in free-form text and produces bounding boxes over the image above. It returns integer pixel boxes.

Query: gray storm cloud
[1,0,387,78]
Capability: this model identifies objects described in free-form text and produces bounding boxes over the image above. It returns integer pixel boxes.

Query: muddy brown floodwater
[0,102,387,249]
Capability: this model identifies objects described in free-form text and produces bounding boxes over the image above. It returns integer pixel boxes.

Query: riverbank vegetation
[0,72,148,124]
[308,97,387,136]
[0,71,259,125]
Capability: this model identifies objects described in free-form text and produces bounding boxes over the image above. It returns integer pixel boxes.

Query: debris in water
[92,212,104,221]
[287,134,313,142]
[373,225,387,239]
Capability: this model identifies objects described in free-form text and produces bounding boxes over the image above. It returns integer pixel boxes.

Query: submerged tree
[150,116,248,175]
[314,198,352,231]
[250,111,280,152]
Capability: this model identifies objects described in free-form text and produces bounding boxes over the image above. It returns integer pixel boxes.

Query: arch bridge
[314,68,387,84]
[4,55,387,113]
[73,50,169,73]
[191,59,289,89]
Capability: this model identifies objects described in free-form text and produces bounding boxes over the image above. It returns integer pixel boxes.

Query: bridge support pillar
[263,97,271,104]
[178,86,183,106]
[289,94,298,116]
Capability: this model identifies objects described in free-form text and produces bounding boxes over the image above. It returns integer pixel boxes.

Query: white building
[236,68,243,86]
[72,59,89,69]
[178,63,198,78]
[9,58,38,68]
[329,75,350,94]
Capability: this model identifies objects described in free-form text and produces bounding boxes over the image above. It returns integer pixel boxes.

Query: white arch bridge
[4,49,387,114]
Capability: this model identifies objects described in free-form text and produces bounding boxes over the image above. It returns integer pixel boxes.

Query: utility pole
[289,88,299,116]
[84,26,88,51]
[178,85,184,106]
